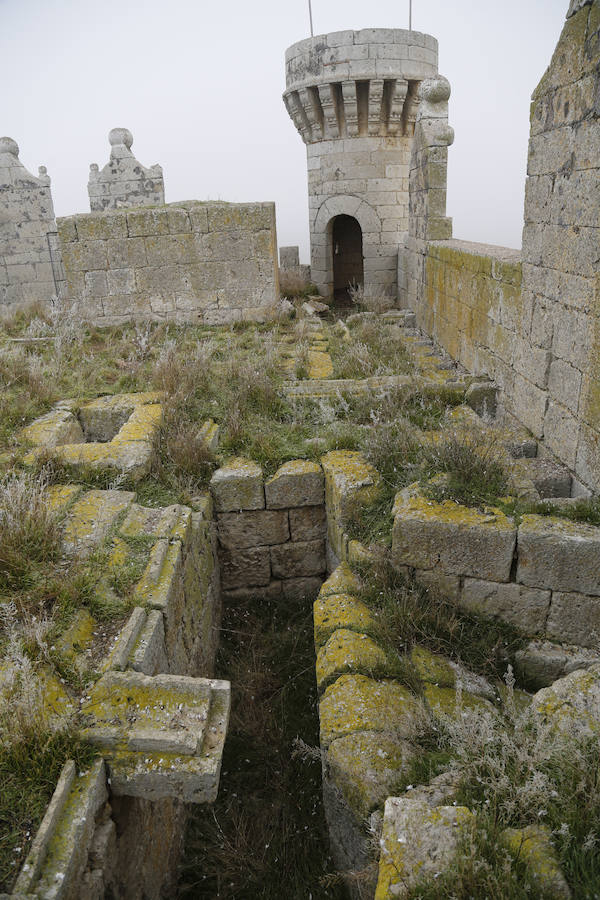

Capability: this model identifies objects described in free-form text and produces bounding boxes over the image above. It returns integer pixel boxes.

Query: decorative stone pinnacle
[0,136,19,157]
[109,127,133,149]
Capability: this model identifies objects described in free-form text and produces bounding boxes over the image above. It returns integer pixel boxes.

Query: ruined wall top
[88,128,165,212]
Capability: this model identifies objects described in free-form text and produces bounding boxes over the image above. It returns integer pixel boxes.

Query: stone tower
[283,29,440,300]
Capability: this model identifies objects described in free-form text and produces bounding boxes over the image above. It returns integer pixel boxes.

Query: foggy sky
[2,0,567,260]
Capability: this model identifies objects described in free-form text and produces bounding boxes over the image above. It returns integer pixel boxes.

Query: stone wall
[10,403,226,899]
[57,200,280,324]
[0,136,65,309]
[400,0,600,492]
[88,128,165,212]
[402,239,524,417]
[520,0,600,489]
[210,458,327,602]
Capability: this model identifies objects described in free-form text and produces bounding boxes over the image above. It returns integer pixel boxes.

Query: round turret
[283,29,440,300]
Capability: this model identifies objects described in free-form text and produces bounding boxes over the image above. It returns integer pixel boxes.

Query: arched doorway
[332,215,363,305]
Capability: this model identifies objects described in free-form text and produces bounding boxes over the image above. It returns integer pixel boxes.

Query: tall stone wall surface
[57,200,280,324]
[283,29,439,297]
[0,136,65,309]
[521,0,600,489]
[88,128,165,212]
[401,0,600,492]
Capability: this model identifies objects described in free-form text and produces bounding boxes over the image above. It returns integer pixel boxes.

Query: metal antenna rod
[308,0,314,36]
[409,0,412,31]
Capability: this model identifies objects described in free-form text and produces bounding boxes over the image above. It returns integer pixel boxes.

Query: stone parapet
[57,200,279,325]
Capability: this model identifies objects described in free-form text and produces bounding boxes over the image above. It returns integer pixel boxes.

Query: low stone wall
[210,458,327,602]
[10,483,225,899]
[401,239,523,397]
[392,484,600,650]
[57,200,279,325]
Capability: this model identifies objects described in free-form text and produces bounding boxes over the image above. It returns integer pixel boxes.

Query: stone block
[62,489,135,557]
[289,505,327,541]
[126,208,169,236]
[465,381,498,419]
[271,539,326,578]
[222,581,283,603]
[461,578,551,634]
[533,663,600,738]
[81,671,230,802]
[319,674,417,746]
[325,732,414,821]
[15,760,108,898]
[392,491,516,582]
[219,546,271,590]
[264,459,324,508]
[414,568,461,601]
[376,797,472,900]
[314,592,374,648]
[316,628,387,692]
[514,639,600,690]
[20,407,84,449]
[217,509,289,549]
[319,563,361,598]
[130,609,168,675]
[546,590,600,648]
[517,515,600,595]
[210,458,264,512]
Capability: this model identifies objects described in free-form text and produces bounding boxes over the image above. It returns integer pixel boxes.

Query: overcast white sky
[2,0,567,260]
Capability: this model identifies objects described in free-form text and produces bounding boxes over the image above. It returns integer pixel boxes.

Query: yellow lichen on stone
[326,731,415,819]
[113,403,163,443]
[45,484,83,515]
[424,683,494,716]
[314,592,375,648]
[134,540,182,611]
[108,535,130,568]
[376,798,473,900]
[395,491,514,529]
[316,628,388,692]
[319,674,417,746]
[62,489,135,555]
[308,350,334,379]
[411,646,456,687]
[318,563,361,598]
[54,610,95,666]
[501,826,570,899]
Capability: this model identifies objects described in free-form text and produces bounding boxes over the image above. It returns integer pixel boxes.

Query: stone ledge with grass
[21,392,164,482]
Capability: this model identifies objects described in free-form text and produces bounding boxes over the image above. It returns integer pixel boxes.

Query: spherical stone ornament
[420,76,451,104]
[109,128,133,149]
[0,136,19,157]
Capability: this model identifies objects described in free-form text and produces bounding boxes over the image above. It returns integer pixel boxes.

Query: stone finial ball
[109,128,133,149]
[0,136,19,157]
[420,76,451,103]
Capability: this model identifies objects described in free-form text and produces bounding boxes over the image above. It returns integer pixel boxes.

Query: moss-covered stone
[319,674,417,746]
[316,628,388,691]
[318,563,361,598]
[502,825,570,899]
[314,592,375,649]
[410,646,456,687]
[376,796,473,899]
[326,731,415,820]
